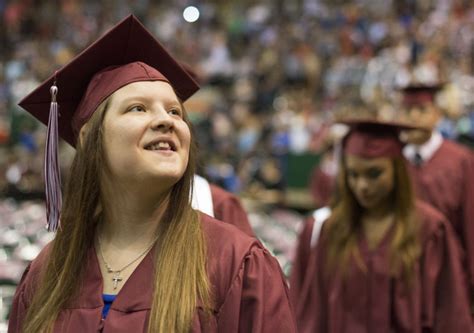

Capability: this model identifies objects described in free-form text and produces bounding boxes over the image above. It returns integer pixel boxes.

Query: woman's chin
[148,171,184,186]
[357,198,378,210]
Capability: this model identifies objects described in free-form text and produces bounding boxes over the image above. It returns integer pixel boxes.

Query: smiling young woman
[8,16,296,333]
[99,81,192,189]
[290,120,471,333]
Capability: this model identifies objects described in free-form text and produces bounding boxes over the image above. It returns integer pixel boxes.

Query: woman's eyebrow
[116,95,181,107]
[367,167,382,172]
[115,95,150,106]
[167,101,182,108]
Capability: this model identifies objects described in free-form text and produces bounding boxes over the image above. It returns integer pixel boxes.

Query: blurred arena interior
[1,0,473,329]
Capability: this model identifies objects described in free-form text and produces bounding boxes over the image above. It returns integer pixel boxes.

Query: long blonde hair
[23,97,212,332]
[325,156,421,283]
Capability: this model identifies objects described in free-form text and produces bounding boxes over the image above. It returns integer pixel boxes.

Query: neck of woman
[362,198,393,222]
[361,199,395,249]
[99,189,170,249]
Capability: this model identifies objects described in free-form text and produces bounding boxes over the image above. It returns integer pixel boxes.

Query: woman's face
[101,81,191,189]
[345,155,394,210]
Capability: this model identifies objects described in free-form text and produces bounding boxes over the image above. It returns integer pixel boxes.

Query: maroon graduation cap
[401,84,443,106]
[17,15,199,231]
[341,119,417,158]
[19,14,199,147]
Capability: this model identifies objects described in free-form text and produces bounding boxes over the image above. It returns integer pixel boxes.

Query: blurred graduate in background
[290,120,471,332]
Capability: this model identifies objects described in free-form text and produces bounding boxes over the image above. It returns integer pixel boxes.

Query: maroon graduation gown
[8,213,296,332]
[290,201,471,333]
[210,184,255,237]
[407,139,474,298]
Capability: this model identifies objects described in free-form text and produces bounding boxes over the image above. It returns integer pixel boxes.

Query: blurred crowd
[1,0,474,327]
[2,0,474,203]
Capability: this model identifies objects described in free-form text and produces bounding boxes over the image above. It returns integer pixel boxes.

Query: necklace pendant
[112,272,123,290]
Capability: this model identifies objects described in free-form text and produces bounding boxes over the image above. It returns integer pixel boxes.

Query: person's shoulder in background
[209,183,255,237]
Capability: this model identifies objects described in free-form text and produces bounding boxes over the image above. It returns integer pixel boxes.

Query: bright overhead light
[183,6,200,23]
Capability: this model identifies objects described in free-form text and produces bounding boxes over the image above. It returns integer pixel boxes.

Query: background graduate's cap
[401,84,443,106]
[340,119,417,158]
[17,14,199,231]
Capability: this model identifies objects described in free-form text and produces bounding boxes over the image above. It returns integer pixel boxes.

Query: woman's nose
[356,177,370,192]
[150,110,173,131]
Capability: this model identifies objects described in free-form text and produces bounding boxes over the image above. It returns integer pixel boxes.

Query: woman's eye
[168,108,182,116]
[347,171,357,179]
[367,169,382,179]
[129,105,146,112]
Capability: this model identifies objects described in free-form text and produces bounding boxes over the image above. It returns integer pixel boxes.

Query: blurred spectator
[2,1,473,199]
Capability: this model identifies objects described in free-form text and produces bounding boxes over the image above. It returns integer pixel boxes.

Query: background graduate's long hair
[325,156,421,283]
[22,99,212,333]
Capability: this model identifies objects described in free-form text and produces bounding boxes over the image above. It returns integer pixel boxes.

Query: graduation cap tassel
[44,82,62,232]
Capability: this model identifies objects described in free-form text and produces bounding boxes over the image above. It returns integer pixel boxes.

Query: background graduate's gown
[405,139,474,299]
[192,174,254,237]
[209,184,254,237]
[290,201,471,333]
[8,213,296,333]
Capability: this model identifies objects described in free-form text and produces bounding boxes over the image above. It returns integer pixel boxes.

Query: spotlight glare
[183,6,200,23]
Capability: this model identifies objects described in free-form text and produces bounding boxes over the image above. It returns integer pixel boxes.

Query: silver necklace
[97,235,158,290]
